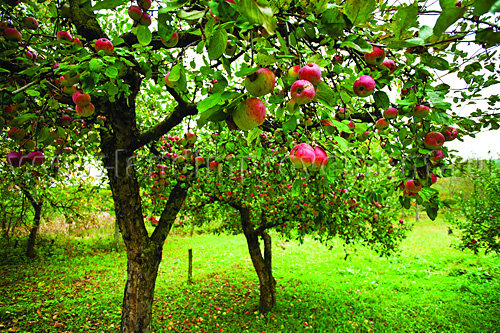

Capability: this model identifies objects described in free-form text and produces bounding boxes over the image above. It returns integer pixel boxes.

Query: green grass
[1,216,499,332]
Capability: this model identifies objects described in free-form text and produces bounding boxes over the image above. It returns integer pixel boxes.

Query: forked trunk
[240,208,276,312]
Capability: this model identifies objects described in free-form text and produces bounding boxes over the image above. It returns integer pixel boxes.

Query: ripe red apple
[353,75,375,97]
[290,80,315,104]
[244,68,275,97]
[442,126,458,141]
[375,118,389,130]
[72,90,91,107]
[61,115,72,125]
[383,107,398,119]
[312,146,328,170]
[27,151,45,166]
[430,173,437,184]
[381,59,395,72]
[7,152,23,167]
[232,97,266,131]
[72,38,83,48]
[138,0,151,10]
[288,65,300,81]
[290,143,315,169]
[424,132,445,149]
[161,32,179,47]
[23,16,39,30]
[57,30,73,41]
[25,50,36,60]
[94,38,113,55]
[405,179,422,193]
[186,132,196,143]
[76,103,95,117]
[4,27,22,42]
[414,104,430,118]
[298,63,321,85]
[194,156,204,165]
[128,5,143,21]
[364,46,385,65]
[209,161,220,171]
[140,12,152,26]
[430,148,445,163]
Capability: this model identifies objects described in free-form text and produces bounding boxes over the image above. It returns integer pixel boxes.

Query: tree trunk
[240,208,276,312]
[21,189,43,258]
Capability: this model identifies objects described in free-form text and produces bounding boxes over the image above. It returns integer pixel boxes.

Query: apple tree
[1,0,499,331]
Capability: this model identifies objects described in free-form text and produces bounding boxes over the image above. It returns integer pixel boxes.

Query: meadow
[0,215,499,332]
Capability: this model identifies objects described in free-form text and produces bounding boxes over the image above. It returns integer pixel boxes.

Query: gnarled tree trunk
[240,207,276,312]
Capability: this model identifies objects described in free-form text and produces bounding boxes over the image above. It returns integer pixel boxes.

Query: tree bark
[240,207,276,313]
[21,188,43,258]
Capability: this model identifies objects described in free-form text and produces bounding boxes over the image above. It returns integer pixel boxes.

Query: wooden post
[188,249,193,284]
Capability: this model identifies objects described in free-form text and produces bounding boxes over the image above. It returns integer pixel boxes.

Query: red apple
[194,156,204,165]
[381,59,395,72]
[290,143,315,169]
[424,132,445,149]
[290,80,315,104]
[383,107,398,119]
[353,75,375,97]
[298,63,321,85]
[27,151,45,166]
[57,30,72,41]
[161,32,179,48]
[164,71,177,88]
[6,152,23,167]
[128,5,143,21]
[138,0,151,10]
[140,12,152,26]
[336,107,350,120]
[232,97,266,131]
[375,118,389,130]
[364,46,385,65]
[4,27,22,42]
[244,68,275,97]
[430,173,437,184]
[288,65,300,81]
[72,38,83,47]
[186,132,196,143]
[405,179,422,193]
[76,103,95,117]
[72,90,91,107]
[312,146,328,170]
[23,16,39,30]
[430,148,445,163]
[442,126,458,141]
[94,38,113,55]
[209,161,220,171]
[414,104,430,118]
[61,115,72,125]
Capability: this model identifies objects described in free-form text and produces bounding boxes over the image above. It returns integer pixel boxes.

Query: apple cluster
[288,63,321,105]
[289,143,328,171]
[6,151,45,168]
[128,0,153,27]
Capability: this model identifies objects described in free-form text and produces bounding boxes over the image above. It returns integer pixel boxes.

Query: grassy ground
[0,216,499,332]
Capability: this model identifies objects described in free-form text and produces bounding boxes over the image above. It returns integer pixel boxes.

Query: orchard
[1,0,499,332]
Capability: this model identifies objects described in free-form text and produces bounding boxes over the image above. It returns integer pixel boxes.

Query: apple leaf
[421,54,450,70]
[344,0,376,26]
[315,82,335,107]
[198,93,223,112]
[162,0,187,12]
[433,0,466,36]
[374,91,390,110]
[392,2,418,39]
[247,127,262,145]
[491,0,500,12]
[177,9,205,20]
[104,66,119,79]
[239,0,276,34]
[473,0,497,16]
[340,35,372,53]
[89,58,103,72]
[283,115,297,132]
[208,28,227,60]
[91,0,128,10]
[137,25,152,46]
[476,28,500,45]
[291,179,301,196]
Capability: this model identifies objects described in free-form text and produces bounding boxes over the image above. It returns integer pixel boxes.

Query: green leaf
[235,66,259,78]
[473,0,497,16]
[177,9,205,20]
[421,54,450,70]
[392,2,418,39]
[247,127,262,145]
[433,0,466,36]
[387,38,424,50]
[26,90,40,97]
[374,91,390,110]
[291,179,301,196]
[491,0,500,12]
[12,113,37,125]
[161,0,186,11]
[239,0,276,34]
[104,66,119,79]
[208,28,228,60]
[340,35,373,52]
[92,0,128,11]
[344,0,376,26]
[315,82,335,107]
[419,25,434,40]
[137,25,152,46]
[334,136,349,151]
[425,202,439,220]
[89,58,104,72]
[476,28,500,45]
[283,115,297,132]
[198,93,223,112]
